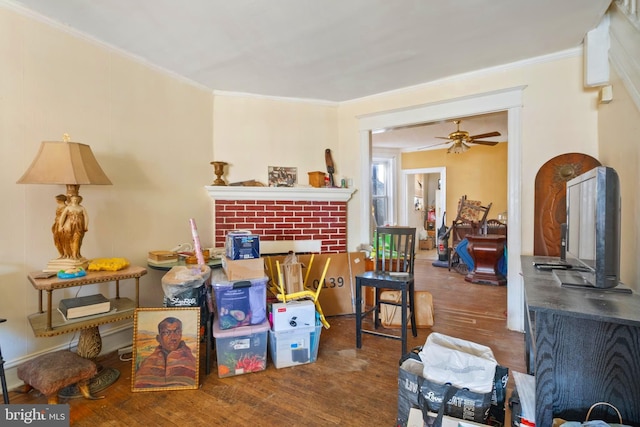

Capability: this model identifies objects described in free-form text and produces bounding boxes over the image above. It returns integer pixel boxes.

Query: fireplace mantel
[205,186,356,202]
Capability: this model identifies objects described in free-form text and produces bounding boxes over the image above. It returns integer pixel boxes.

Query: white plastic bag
[418,332,497,394]
[161,265,211,299]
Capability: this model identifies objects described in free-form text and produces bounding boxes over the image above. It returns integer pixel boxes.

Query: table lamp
[17,134,112,272]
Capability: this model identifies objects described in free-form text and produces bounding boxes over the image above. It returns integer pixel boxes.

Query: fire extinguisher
[437,212,449,262]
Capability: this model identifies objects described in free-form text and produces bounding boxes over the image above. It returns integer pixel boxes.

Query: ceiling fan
[431,119,501,154]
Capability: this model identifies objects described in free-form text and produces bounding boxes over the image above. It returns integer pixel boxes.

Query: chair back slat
[374,227,416,274]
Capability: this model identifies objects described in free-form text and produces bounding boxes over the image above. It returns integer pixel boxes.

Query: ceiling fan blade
[468,131,501,139]
[435,136,451,140]
[470,140,499,146]
[416,140,451,150]
[432,140,452,146]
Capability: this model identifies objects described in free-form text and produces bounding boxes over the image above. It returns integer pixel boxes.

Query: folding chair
[272,255,332,329]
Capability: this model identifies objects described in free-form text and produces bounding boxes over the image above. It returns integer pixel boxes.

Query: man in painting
[134,317,197,388]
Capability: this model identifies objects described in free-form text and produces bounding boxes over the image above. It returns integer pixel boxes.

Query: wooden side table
[27,265,147,396]
[464,234,506,286]
[27,266,147,339]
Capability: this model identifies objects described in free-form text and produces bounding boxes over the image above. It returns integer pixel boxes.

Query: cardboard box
[222,256,265,280]
[212,319,269,377]
[265,252,365,316]
[212,275,267,329]
[419,238,434,250]
[379,290,434,328]
[270,300,316,331]
[225,231,260,260]
[148,250,178,263]
[282,262,304,294]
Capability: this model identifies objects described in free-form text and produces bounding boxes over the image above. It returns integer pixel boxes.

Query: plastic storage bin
[269,323,322,369]
[212,274,267,329]
[213,318,269,378]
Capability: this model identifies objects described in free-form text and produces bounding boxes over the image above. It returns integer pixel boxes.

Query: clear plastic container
[212,273,267,329]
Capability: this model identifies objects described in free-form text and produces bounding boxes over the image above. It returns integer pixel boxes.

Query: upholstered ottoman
[17,350,99,404]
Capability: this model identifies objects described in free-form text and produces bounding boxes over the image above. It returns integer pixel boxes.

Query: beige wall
[1,7,214,372]
[212,94,339,186]
[402,144,508,221]
[597,67,640,289]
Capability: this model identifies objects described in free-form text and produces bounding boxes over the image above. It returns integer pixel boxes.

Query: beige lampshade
[17,141,112,186]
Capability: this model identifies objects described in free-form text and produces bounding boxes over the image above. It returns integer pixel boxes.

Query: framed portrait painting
[268,166,297,187]
[131,307,200,392]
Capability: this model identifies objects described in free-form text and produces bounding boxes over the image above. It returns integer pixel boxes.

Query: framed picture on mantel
[268,166,297,187]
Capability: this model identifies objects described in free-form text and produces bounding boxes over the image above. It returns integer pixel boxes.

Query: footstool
[17,350,100,404]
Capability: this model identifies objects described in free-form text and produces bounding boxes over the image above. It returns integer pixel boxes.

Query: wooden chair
[355,226,417,356]
[448,196,492,271]
[485,218,507,236]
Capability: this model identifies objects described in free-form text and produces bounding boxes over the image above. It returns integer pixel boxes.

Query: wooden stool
[17,350,101,404]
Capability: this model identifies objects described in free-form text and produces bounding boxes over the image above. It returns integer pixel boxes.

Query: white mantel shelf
[205,185,356,202]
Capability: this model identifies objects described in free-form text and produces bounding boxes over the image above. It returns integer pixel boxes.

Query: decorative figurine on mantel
[325,149,336,187]
[210,161,228,186]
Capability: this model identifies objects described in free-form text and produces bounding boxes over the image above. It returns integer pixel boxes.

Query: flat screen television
[555,165,627,291]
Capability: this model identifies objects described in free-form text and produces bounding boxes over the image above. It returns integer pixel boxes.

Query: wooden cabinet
[522,256,640,426]
[465,234,506,285]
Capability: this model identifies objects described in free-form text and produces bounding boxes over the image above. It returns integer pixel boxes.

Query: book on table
[58,294,111,320]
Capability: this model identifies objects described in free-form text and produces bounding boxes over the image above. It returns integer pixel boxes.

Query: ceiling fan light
[447,143,469,154]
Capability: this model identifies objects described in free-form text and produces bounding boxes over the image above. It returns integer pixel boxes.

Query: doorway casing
[401,167,446,233]
[358,86,525,332]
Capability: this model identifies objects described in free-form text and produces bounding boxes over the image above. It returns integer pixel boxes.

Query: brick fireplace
[206,186,356,254]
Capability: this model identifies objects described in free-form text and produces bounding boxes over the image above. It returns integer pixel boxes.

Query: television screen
[559,166,626,291]
[566,171,596,267]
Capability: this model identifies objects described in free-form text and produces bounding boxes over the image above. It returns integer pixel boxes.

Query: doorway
[358,86,525,332]
[401,167,446,234]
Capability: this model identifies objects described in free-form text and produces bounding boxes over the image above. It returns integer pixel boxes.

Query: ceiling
[3,0,611,150]
[371,112,509,152]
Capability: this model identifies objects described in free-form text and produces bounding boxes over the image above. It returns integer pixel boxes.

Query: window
[372,158,394,227]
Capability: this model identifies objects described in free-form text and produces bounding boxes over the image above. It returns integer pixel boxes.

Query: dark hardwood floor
[8,251,526,426]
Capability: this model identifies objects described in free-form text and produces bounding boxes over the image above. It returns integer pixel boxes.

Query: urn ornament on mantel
[211,161,228,186]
